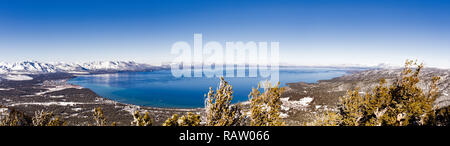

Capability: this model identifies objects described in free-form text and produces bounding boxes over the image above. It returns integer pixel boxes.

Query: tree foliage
[163,112,201,126]
[435,106,450,126]
[0,107,29,126]
[162,114,179,126]
[32,110,66,126]
[205,77,244,126]
[1,107,66,126]
[131,111,152,126]
[179,112,201,126]
[93,107,107,126]
[312,60,442,126]
[308,111,342,126]
[249,81,285,126]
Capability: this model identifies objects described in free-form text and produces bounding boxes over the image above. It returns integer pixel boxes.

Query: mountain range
[0,60,407,75]
[0,61,164,74]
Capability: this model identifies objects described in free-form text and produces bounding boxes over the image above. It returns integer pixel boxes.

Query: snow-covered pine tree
[205,77,244,126]
[32,110,66,126]
[131,111,152,126]
[0,107,28,126]
[162,114,179,126]
[178,112,201,126]
[163,112,201,126]
[249,81,285,126]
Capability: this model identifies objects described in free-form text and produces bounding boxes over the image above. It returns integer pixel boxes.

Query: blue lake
[68,67,353,108]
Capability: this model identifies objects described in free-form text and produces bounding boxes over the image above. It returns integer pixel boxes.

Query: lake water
[68,67,352,108]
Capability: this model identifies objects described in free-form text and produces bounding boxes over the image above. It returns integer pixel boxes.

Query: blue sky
[1,0,449,67]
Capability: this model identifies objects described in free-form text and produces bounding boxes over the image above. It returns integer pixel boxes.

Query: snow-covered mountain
[0,60,403,75]
[79,61,153,71]
[0,61,58,74]
[0,61,161,74]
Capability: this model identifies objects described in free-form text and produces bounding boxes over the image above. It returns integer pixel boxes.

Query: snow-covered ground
[9,102,91,106]
[0,88,13,91]
[281,97,313,111]
[298,97,313,106]
[71,108,83,112]
[67,71,90,74]
[279,112,289,118]
[50,95,65,98]
[35,85,83,96]
[2,74,33,81]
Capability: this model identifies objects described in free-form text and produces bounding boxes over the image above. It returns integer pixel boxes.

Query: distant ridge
[0,61,166,74]
[2,60,444,75]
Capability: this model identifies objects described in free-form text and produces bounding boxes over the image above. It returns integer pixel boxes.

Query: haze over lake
[68,67,354,108]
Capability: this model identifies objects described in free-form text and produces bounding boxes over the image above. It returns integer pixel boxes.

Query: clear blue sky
[1,0,449,67]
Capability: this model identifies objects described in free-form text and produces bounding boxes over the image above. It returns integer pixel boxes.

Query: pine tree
[249,81,285,126]
[339,89,366,126]
[312,60,441,126]
[373,60,439,126]
[162,114,179,126]
[131,111,152,126]
[178,112,201,126]
[205,77,244,126]
[435,106,450,126]
[163,112,201,126]
[93,107,107,126]
[32,110,66,126]
[0,107,28,126]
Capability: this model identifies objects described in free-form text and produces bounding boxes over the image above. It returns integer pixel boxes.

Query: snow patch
[20,95,35,97]
[95,97,117,104]
[69,113,79,117]
[35,85,82,96]
[281,97,314,111]
[298,97,313,106]
[2,74,33,81]
[2,98,12,102]
[67,71,89,74]
[72,108,83,112]
[279,112,289,118]
[50,95,65,98]
[122,105,141,115]
[280,97,291,111]
[0,108,8,114]
[239,101,251,105]
[10,102,90,106]
[280,97,290,103]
